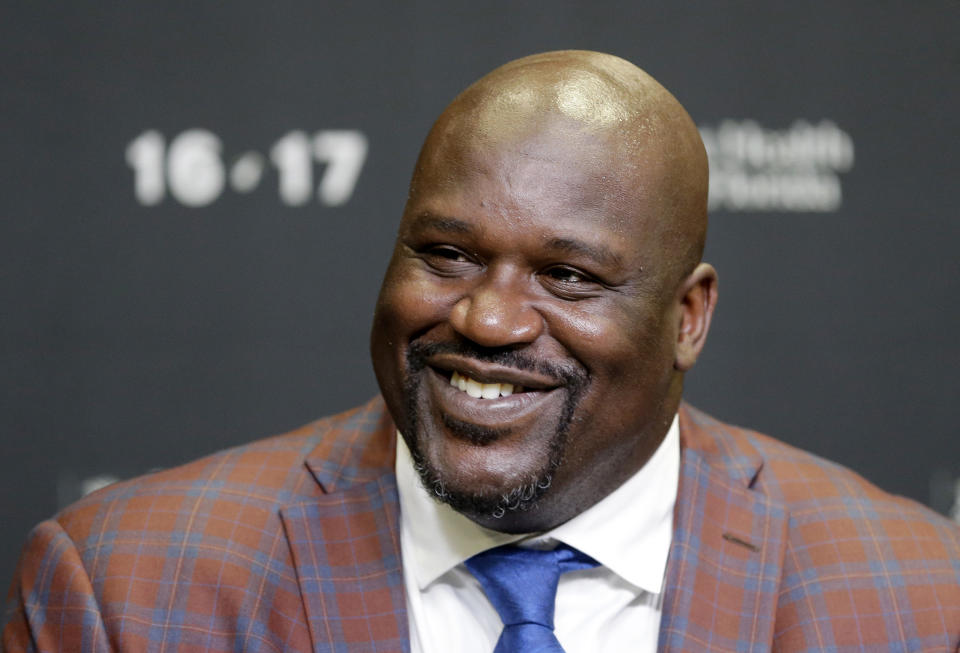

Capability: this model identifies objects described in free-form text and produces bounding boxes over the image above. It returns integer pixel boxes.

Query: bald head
[373,51,718,531]
[410,50,709,284]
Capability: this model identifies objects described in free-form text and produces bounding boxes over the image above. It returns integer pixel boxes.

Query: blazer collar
[279,397,788,652]
[301,396,399,492]
[280,397,410,652]
[658,403,788,652]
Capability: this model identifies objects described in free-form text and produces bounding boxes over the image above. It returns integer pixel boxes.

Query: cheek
[548,301,676,385]
[375,263,456,339]
[372,263,458,416]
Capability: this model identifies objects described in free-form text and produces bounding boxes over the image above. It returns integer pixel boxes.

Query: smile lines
[450,371,525,399]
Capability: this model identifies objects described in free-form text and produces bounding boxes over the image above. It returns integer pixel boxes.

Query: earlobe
[674,263,718,371]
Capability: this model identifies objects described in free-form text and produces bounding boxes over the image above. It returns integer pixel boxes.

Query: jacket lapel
[279,398,410,652]
[659,405,788,652]
[278,398,788,652]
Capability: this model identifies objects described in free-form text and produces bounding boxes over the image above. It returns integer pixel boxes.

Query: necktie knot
[465,543,598,652]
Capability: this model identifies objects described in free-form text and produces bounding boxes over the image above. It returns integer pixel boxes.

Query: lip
[425,365,565,433]
[426,352,560,390]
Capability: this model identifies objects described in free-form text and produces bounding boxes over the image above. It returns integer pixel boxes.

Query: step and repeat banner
[3,2,958,586]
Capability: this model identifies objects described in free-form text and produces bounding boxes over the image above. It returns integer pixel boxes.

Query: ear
[674,263,718,372]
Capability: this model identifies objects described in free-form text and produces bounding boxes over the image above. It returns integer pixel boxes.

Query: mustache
[407,339,588,387]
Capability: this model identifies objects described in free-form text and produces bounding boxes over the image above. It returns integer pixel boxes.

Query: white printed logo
[126,129,368,208]
[699,120,854,213]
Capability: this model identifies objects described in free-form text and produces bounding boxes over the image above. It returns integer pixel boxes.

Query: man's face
[371,118,686,531]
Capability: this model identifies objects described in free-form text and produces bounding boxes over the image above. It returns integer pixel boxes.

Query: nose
[448,271,544,347]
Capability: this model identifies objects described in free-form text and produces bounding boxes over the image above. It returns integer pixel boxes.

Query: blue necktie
[465,543,599,653]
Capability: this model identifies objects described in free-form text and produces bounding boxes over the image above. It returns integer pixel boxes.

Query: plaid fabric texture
[4,397,959,652]
[661,406,960,652]
[3,398,406,652]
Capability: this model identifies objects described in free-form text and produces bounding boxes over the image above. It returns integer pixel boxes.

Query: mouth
[448,370,524,399]
[420,352,565,435]
[427,351,559,397]
[400,343,589,520]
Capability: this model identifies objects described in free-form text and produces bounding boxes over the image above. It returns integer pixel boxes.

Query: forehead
[407,115,668,248]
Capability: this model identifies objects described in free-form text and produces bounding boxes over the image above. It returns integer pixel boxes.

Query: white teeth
[449,371,520,399]
[465,378,483,398]
[481,383,500,399]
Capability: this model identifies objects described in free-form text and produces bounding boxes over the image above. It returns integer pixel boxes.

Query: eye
[544,266,589,284]
[428,246,469,262]
[540,265,603,299]
[418,245,477,273]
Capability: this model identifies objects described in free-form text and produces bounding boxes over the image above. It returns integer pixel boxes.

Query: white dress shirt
[396,415,679,653]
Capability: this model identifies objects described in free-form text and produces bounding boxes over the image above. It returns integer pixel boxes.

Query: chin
[406,419,563,521]
[413,449,556,521]
[382,336,591,525]
[400,373,585,524]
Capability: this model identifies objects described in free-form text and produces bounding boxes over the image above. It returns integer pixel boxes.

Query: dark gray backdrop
[3,1,958,592]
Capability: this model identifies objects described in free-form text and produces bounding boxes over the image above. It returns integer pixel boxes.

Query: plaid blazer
[5,397,959,652]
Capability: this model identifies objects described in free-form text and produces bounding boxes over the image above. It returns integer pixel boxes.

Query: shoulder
[680,404,960,647]
[59,398,377,524]
[681,403,959,548]
[54,396,391,544]
[681,403,958,538]
[4,397,393,651]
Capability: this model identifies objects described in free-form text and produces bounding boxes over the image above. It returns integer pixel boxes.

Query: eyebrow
[410,211,624,268]
[546,236,623,268]
[409,212,473,234]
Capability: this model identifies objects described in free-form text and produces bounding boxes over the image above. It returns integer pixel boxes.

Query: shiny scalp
[406,49,710,290]
[371,51,719,531]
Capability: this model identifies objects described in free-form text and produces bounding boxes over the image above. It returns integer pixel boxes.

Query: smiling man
[5,51,959,652]
[371,52,715,538]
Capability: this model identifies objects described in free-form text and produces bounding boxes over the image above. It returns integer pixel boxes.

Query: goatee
[400,339,588,520]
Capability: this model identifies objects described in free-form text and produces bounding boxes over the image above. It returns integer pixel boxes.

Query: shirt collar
[396,415,679,595]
